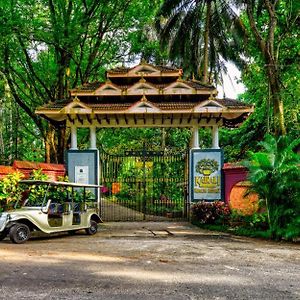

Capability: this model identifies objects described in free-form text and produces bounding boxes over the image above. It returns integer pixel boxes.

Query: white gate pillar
[90,126,97,149]
[192,126,199,149]
[70,125,78,150]
[212,125,220,149]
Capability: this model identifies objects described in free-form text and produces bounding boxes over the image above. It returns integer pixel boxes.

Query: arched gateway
[36,62,253,221]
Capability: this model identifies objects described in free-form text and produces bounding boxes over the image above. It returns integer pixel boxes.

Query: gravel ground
[0,222,299,300]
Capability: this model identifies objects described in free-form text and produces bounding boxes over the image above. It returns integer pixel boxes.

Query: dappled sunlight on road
[92,268,253,285]
[0,248,126,265]
[0,222,299,300]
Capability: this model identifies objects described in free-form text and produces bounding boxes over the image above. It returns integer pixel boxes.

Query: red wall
[223,163,248,205]
[0,161,65,180]
[0,166,15,179]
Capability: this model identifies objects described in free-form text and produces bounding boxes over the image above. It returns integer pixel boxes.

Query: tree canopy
[0,0,299,164]
[0,0,162,163]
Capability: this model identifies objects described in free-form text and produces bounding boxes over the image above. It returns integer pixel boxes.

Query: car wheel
[9,224,31,244]
[0,231,7,241]
[85,220,98,235]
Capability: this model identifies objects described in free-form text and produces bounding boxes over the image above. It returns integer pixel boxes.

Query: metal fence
[99,146,189,221]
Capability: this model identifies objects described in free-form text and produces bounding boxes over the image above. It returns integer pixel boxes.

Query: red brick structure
[0,166,15,179]
[0,161,65,180]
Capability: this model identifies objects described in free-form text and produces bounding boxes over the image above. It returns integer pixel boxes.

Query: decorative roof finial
[139,75,146,83]
[140,58,147,65]
[141,93,148,102]
[73,95,80,102]
[208,91,215,100]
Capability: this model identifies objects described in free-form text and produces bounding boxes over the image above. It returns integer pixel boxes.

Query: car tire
[85,220,98,235]
[9,224,31,244]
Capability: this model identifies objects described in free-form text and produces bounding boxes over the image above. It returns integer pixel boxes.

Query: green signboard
[190,149,223,202]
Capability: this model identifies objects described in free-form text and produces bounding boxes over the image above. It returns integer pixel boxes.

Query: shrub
[230,209,268,230]
[26,169,49,205]
[244,134,300,240]
[0,172,25,211]
[191,201,230,225]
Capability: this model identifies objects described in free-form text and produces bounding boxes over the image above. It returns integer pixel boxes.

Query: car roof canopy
[19,180,102,188]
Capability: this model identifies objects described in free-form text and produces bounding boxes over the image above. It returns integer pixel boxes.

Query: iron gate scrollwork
[99,146,189,221]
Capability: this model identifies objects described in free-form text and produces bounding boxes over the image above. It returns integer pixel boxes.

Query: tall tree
[0,0,154,163]
[240,0,299,135]
[156,0,246,83]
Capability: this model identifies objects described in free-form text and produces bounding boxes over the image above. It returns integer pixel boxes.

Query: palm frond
[155,0,247,84]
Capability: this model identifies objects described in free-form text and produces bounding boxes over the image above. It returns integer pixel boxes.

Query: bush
[244,134,300,240]
[191,201,230,225]
[230,210,268,230]
[0,172,25,211]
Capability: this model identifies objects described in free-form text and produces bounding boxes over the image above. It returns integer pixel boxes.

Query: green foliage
[97,128,192,153]
[0,172,24,211]
[244,134,300,240]
[156,0,245,82]
[26,169,49,205]
[0,0,164,162]
[0,169,95,210]
[216,2,299,159]
[230,210,269,231]
[30,169,48,181]
[72,189,95,203]
[238,1,299,136]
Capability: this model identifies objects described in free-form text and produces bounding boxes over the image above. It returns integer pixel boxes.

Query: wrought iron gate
[99,146,189,221]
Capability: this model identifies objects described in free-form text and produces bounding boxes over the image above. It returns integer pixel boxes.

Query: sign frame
[189,149,224,202]
[66,149,100,200]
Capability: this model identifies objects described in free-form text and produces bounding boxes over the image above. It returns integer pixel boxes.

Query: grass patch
[192,220,273,239]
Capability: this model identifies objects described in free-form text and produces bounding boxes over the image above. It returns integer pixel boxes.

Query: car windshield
[19,184,49,207]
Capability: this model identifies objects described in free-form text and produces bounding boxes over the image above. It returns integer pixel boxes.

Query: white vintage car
[0,180,102,244]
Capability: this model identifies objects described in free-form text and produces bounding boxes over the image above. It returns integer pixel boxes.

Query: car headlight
[0,212,7,219]
[0,213,9,231]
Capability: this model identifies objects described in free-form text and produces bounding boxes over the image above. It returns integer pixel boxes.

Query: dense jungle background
[0,0,299,240]
[0,0,299,163]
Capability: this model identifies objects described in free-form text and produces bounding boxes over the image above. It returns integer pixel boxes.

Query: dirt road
[0,222,299,299]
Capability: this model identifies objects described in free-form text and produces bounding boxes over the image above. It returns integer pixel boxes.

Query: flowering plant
[191,201,230,224]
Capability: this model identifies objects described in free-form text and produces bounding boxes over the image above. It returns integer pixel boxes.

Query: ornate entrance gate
[99,146,189,221]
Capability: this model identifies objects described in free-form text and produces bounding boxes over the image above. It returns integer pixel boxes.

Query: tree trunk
[57,126,67,164]
[266,64,286,135]
[44,126,56,163]
[245,0,286,136]
[44,125,67,164]
[202,1,211,84]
